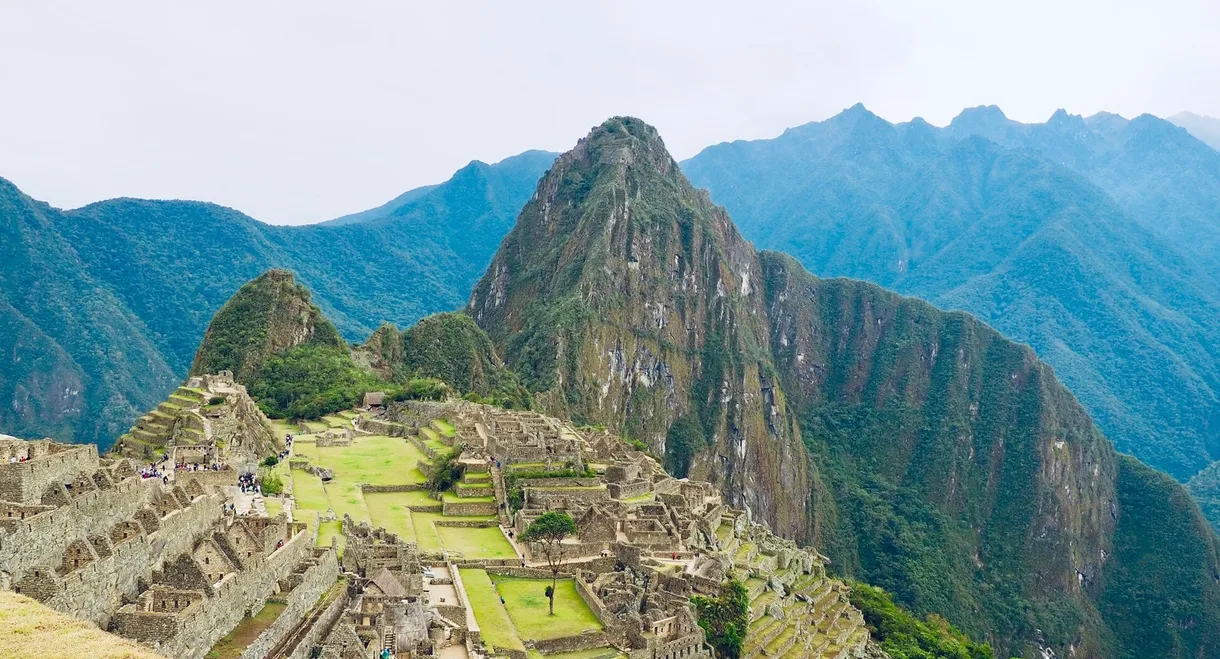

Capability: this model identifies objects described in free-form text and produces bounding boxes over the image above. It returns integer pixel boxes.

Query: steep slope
[0,150,554,449]
[1168,111,1220,152]
[0,178,177,447]
[682,106,1220,485]
[471,117,1220,658]
[189,269,344,381]
[471,117,815,539]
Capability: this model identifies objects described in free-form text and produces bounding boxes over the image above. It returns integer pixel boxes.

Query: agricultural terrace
[279,415,516,560]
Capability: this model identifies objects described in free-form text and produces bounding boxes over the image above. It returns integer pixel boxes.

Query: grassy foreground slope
[0,591,165,659]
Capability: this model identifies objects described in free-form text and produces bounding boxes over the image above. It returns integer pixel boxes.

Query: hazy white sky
[2,1,1218,225]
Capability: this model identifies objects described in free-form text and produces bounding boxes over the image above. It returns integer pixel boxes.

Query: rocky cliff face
[469,117,814,540]
[469,117,1220,658]
[190,269,344,382]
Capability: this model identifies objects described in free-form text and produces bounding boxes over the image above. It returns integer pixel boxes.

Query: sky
[2,1,1218,225]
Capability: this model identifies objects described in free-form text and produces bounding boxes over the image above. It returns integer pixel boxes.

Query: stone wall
[174,469,238,492]
[148,528,314,659]
[238,549,340,659]
[442,500,498,516]
[0,474,158,582]
[0,442,98,503]
[284,582,350,659]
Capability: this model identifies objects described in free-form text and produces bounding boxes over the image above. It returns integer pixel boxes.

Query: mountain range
[682,105,1220,496]
[1170,110,1220,151]
[0,150,555,448]
[190,117,1220,659]
[5,104,1220,532]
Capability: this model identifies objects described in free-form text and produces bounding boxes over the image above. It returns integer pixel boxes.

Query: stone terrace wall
[239,549,340,659]
[153,528,314,659]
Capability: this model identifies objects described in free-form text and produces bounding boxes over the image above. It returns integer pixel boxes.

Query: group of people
[140,462,169,484]
[238,471,260,494]
[176,462,221,472]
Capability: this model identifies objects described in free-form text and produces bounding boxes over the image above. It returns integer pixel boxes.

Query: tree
[521,510,578,615]
[691,579,749,659]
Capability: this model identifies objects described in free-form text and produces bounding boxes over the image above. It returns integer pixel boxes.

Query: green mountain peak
[190,269,344,382]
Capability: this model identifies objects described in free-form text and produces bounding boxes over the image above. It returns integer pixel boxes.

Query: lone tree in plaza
[521,510,578,615]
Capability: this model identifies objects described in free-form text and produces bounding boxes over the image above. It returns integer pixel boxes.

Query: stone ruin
[110,372,278,478]
[0,435,334,659]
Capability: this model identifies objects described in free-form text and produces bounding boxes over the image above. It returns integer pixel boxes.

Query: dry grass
[0,591,166,659]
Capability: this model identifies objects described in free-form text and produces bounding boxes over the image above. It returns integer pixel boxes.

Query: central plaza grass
[460,568,525,652]
[281,426,511,558]
[459,572,603,644]
[435,525,517,559]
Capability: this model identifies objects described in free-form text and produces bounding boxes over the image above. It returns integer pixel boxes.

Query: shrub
[262,455,279,468]
[260,472,284,496]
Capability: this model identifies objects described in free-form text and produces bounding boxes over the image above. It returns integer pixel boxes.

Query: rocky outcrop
[468,117,1220,658]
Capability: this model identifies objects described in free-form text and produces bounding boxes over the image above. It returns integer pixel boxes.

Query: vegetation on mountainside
[1187,461,1220,530]
[849,583,999,659]
[245,342,450,420]
[691,579,749,659]
[0,151,555,450]
[683,105,1220,490]
[470,117,1220,658]
[1098,457,1220,659]
[246,344,381,419]
[400,313,531,409]
[191,270,344,382]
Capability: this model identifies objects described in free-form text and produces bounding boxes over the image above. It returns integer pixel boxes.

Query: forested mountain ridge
[469,116,1220,659]
[683,105,1220,490]
[0,150,555,448]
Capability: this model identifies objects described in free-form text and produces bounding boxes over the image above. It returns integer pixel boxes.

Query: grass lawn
[321,415,350,428]
[316,520,344,551]
[495,576,603,641]
[419,426,440,443]
[433,419,456,436]
[264,497,283,517]
[527,649,623,659]
[302,421,328,432]
[424,437,448,452]
[459,569,525,653]
[435,525,517,559]
[409,512,446,552]
[316,436,428,486]
[291,468,329,511]
[206,602,286,659]
[364,492,416,541]
[268,420,297,442]
[464,471,490,481]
